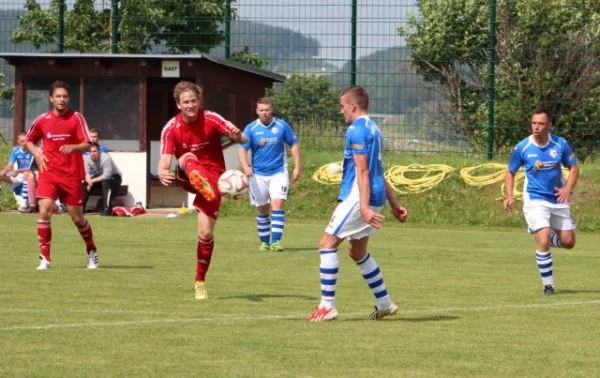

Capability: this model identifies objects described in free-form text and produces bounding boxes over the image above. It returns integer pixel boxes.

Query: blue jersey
[338,116,386,206]
[508,134,577,204]
[9,146,33,170]
[240,118,298,176]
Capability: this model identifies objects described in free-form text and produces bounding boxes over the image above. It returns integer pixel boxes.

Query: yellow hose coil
[312,161,343,185]
[385,164,455,195]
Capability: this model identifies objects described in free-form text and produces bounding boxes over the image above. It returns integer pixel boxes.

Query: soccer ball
[218,169,249,199]
[326,162,342,175]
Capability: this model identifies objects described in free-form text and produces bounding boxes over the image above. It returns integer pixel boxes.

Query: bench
[88,184,129,211]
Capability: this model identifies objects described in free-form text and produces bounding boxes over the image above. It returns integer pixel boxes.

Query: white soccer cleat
[87,251,99,270]
[368,302,399,320]
[36,256,51,270]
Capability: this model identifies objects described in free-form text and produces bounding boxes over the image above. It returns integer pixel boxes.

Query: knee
[198,230,213,240]
[562,238,576,249]
[319,234,335,250]
[71,214,84,226]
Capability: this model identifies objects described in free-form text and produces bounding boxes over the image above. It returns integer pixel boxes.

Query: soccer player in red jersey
[158,81,248,300]
[25,80,99,270]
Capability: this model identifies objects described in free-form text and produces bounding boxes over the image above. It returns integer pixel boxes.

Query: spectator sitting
[82,143,122,216]
[0,132,33,212]
[84,128,108,155]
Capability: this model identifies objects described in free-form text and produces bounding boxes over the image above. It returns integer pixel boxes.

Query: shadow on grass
[343,315,461,323]
[556,289,600,295]
[218,294,318,302]
[281,247,316,252]
[81,265,154,269]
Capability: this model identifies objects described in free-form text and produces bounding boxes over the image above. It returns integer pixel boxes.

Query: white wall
[109,152,147,207]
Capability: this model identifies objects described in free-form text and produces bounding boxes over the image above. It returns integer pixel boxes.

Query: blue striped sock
[550,230,562,248]
[271,210,285,243]
[20,181,28,201]
[319,249,338,309]
[356,253,392,310]
[256,213,270,244]
[536,251,554,287]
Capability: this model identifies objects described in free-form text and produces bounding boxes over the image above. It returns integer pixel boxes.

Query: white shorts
[248,172,289,207]
[5,173,25,190]
[325,199,384,240]
[523,200,576,233]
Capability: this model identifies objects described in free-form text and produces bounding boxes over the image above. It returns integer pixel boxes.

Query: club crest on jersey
[272,127,279,134]
[549,149,558,158]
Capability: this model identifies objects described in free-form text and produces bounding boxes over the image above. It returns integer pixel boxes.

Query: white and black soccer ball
[218,169,249,199]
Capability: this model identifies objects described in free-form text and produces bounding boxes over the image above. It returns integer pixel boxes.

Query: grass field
[1,213,599,377]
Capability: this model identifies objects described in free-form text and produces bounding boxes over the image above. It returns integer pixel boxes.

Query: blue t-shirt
[338,116,386,207]
[240,118,298,176]
[9,146,33,170]
[508,134,577,204]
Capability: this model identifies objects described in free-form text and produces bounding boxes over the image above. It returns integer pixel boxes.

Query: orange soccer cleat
[306,306,338,322]
[188,170,216,202]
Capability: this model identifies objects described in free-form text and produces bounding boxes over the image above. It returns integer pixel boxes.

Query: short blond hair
[256,97,273,107]
[174,81,202,104]
[341,86,369,111]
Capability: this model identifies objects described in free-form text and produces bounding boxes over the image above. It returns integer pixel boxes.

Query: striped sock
[271,210,285,243]
[20,181,28,202]
[256,213,270,244]
[536,251,554,287]
[356,253,392,310]
[550,229,562,248]
[319,249,338,309]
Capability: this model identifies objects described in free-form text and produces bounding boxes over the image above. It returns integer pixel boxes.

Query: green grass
[1,214,600,377]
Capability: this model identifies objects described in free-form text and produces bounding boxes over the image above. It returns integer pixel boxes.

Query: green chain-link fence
[1,0,599,156]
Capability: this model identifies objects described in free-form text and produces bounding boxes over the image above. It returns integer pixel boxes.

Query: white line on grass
[1,299,599,332]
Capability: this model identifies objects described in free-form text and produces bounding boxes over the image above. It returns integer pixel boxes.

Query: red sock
[77,219,97,253]
[183,155,201,176]
[37,220,51,261]
[196,236,214,282]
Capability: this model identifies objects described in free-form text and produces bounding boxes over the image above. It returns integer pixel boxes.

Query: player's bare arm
[353,154,384,229]
[26,141,48,173]
[238,148,253,176]
[385,181,407,223]
[555,163,579,203]
[291,144,301,183]
[0,161,12,176]
[225,121,248,144]
[504,169,516,211]
[59,142,91,155]
[157,153,175,186]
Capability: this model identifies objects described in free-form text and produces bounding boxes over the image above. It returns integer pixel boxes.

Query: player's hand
[243,166,253,177]
[59,144,76,155]
[225,121,241,136]
[36,155,49,173]
[292,167,301,184]
[361,207,384,229]
[87,184,92,191]
[555,187,570,203]
[392,206,408,223]
[158,169,175,186]
[504,197,514,211]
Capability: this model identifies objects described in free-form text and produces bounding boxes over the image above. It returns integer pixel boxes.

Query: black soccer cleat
[543,285,555,296]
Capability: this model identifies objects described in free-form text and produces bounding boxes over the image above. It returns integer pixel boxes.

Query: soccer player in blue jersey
[0,132,33,211]
[307,86,408,322]
[504,106,579,296]
[239,97,301,251]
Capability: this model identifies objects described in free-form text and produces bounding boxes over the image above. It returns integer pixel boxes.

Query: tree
[267,75,343,127]
[398,0,600,153]
[11,0,235,54]
[228,46,270,68]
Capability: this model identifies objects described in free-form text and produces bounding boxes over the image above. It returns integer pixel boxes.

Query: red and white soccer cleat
[306,306,338,322]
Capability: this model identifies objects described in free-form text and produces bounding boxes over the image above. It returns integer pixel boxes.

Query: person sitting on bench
[82,143,122,216]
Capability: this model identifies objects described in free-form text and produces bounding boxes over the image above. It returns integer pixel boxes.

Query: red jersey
[160,110,231,172]
[26,109,92,181]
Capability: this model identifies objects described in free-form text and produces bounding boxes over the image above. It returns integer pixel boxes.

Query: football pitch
[1,214,599,377]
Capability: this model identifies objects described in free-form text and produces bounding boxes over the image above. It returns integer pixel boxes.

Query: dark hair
[49,80,70,96]
[256,97,273,107]
[341,86,369,111]
[89,128,99,136]
[532,106,553,124]
[89,142,100,150]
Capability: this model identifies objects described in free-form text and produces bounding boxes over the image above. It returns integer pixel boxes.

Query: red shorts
[177,166,223,220]
[37,174,83,207]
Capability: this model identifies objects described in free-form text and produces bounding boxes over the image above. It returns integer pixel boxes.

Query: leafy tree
[228,46,270,68]
[11,0,235,53]
[398,0,600,153]
[267,75,343,127]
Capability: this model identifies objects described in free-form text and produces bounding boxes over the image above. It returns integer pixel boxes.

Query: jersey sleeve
[240,125,252,150]
[25,114,45,145]
[205,111,232,137]
[561,140,577,168]
[9,147,17,163]
[160,120,176,155]
[283,122,299,146]
[346,127,368,155]
[507,145,523,173]
[74,112,92,144]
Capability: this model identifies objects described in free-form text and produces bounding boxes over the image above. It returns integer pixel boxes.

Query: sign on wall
[161,60,180,78]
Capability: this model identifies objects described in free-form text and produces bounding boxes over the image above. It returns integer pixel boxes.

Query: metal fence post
[57,0,65,53]
[111,0,119,54]
[225,0,231,58]
[487,0,496,160]
[350,0,357,86]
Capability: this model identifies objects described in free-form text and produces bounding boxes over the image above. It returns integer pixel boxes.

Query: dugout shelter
[1,53,285,208]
